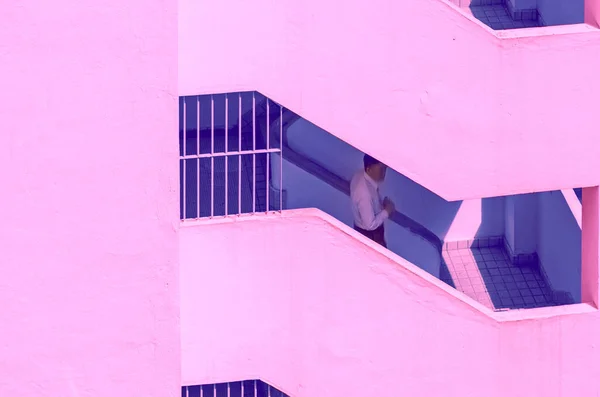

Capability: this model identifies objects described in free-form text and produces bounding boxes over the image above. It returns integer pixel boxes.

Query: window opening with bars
[182,380,289,397]
[179,92,284,220]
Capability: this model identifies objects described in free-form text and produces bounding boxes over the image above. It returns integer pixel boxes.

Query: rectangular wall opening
[179,92,597,312]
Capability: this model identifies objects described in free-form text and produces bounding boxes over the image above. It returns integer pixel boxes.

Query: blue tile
[509,289,522,298]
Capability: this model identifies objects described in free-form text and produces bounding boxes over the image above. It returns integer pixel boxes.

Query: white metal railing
[180,92,283,220]
[181,379,289,397]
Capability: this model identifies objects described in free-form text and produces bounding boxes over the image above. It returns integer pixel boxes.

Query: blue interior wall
[536,191,581,302]
[537,0,584,25]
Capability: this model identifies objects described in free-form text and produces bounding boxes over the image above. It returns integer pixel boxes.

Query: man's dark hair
[363,154,382,171]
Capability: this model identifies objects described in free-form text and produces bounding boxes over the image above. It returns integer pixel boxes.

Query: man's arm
[356,193,389,230]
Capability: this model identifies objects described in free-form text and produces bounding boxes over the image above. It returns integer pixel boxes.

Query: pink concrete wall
[586,0,600,26]
[181,210,599,397]
[0,2,179,396]
[582,187,600,306]
[179,0,600,200]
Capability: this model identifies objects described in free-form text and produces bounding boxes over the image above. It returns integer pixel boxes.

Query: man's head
[363,154,387,183]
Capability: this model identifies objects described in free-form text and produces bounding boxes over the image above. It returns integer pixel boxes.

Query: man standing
[350,154,395,247]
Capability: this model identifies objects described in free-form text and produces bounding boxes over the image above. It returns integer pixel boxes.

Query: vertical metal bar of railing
[265,99,270,212]
[210,95,214,218]
[279,105,283,213]
[238,93,242,215]
[225,95,229,216]
[196,96,200,218]
[182,98,187,219]
[252,92,256,214]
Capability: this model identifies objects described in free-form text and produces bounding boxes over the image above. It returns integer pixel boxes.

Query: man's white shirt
[350,170,388,231]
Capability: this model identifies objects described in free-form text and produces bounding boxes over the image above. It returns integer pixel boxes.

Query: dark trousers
[354,224,387,248]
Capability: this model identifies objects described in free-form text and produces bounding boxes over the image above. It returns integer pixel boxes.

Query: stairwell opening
[179,91,593,312]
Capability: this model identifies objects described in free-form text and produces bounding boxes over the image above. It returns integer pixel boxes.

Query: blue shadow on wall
[535,191,582,303]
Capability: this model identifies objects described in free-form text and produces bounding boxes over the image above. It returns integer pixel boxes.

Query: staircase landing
[441,246,561,310]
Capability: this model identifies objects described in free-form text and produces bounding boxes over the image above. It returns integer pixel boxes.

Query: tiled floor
[441,246,557,310]
[465,5,540,30]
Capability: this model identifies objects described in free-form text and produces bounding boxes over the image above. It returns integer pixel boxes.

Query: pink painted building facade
[2,0,600,396]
